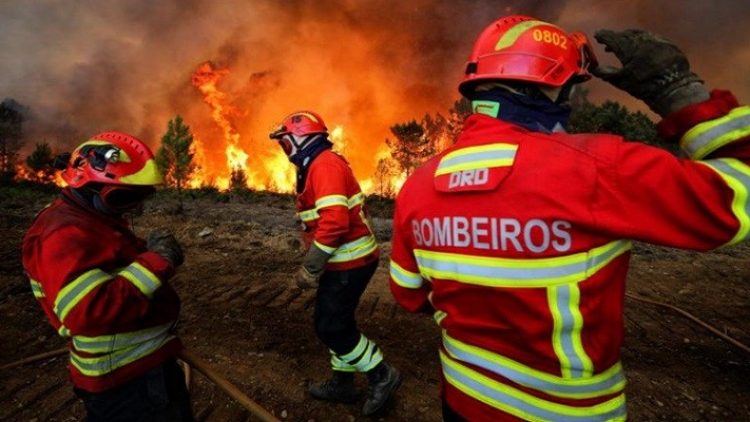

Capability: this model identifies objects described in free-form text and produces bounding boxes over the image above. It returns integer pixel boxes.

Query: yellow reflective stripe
[313,240,337,255]
[58,325,71,337]
[54,269,112,322]
[70,335,175,376]
[681,106,750,159]
[548,284,593,379]
[119,158,163,185]
[389,260,423,289]
[441,351,627,421]
[699,159,750,246]
[340,335,369,362]
[442,332,624,399]
[434,310,448,326]
[315,194,348,209]
[29,279,45,298]
[328,235,378,263]
[337,335,383,372]
[117,262,162,298]
[298,192,367,223]
[330,354,356,372]
[495,20,552,51]
[298,208,319,222]
[415,240,631,288]
[72,323,173,354]
[435,143,517,176]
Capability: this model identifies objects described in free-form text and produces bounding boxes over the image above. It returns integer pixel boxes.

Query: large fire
[186,61,408,195]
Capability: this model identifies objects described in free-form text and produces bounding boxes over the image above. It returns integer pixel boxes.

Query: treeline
[1,90,664,196]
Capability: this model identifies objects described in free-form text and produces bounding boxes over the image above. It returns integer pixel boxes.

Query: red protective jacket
[22,190,182,392]
[297,149,379,270]
[389,90,750,421]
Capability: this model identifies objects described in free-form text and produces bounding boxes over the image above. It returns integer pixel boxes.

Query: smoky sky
[0,0,748,172]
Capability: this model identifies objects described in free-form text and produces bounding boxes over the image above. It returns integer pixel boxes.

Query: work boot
[308,371,359,403]
[362,362,401,416]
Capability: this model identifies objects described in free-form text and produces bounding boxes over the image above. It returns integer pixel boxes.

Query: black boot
[362,362,401,416]
[308,371,359,403]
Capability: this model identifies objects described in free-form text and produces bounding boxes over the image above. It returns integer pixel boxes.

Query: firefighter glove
[294,243,332,289]
[147,230,184,268]
[592,29,709,116]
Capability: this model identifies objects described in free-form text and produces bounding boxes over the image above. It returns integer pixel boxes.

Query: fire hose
[0,347,280,422]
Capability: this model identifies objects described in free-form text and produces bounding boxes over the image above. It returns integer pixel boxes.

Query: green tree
[386,119,434,177]
[568,89,664,148]
[25,142,55,183]
[156,115,197,193]
[0,99,26,182]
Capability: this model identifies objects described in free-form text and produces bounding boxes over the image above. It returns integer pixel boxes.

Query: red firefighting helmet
[458,15,598,96]
[62,131,163,188]
[269,111,328,158]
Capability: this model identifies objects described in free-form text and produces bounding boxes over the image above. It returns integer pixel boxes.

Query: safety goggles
[569,31,599,75]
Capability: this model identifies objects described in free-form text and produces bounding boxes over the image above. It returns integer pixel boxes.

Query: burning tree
[25,142,55,183]
[373,157,397,197]
[156,115,197,193]
[229,167,248,191]
[0,99,26,183]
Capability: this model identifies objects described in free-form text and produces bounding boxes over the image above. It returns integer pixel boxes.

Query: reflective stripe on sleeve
[414,240,631,288]
[54,269,111,322]
[681,106,750,159]
[442,332,625,399]
[699,158,750,245]
[435,144,517,176]
[72,322,173,354]
[328,235,378,264]
[315,195,348,209]
[548,284,593,379]
[314,240,337,255]
[70,334,175,377]
[297,192,367,223]
[118,262,162,297]
[29,279,45,298]
[440,351,627,421]
[390,260,423,288]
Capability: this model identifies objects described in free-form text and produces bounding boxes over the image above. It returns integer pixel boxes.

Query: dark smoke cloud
[0,0,748,179]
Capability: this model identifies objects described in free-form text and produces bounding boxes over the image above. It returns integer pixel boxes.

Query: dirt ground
[1,187,749,421]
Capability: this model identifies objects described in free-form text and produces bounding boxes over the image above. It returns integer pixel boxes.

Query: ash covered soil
[1,187,749,422]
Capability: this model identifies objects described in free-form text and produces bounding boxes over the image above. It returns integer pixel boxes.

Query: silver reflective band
[442,332,624,399]
[700,158,750,245]
[441,352,627,421]
[54,269,111,321]
[414,240,631,288]
[71,334,175,376]
[72,323,174,354]
[436,148,516,175]
[390,260,423,288]
[682,106,750,159]
[118,263,161,297]
[328,235,378,263]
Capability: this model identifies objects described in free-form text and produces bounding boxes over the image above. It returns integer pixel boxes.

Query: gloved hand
[292,243,332,289]
[147,230,184,268]
[593,29,709,116]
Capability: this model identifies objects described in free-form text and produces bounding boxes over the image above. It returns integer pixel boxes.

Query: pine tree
[156,115,197,193]
[229,167,248,191]
[385,120,434,177]
[25,142,55,183]
[373,157,397,197]
[0,99,26,183]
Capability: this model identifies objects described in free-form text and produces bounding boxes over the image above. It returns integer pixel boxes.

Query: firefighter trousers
[74,359,193,422]
[313,259,378,356]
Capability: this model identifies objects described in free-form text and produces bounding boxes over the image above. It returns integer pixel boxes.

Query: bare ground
[1,189,749,421]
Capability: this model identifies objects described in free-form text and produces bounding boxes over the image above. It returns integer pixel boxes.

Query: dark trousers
[74,359,193,422]
[314,259,378,354]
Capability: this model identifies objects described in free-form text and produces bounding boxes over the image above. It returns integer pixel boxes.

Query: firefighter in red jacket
[269,111,401,416]
[389,15,750,422]
[22,132,192,422]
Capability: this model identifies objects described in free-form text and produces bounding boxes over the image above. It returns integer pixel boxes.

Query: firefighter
[269,111,401,416]
[389,15,750,422]
[22,132,192,422]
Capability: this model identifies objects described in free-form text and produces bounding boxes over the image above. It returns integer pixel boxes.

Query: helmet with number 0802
[459,15,598,96]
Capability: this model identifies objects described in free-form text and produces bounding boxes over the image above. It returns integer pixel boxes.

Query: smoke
[0,0,747,181]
